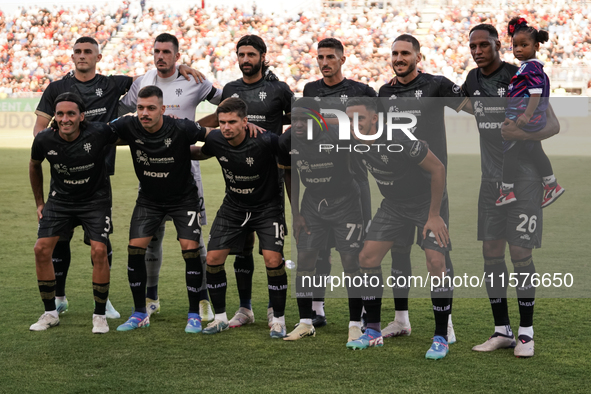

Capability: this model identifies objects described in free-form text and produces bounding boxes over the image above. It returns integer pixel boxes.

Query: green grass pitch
[0,147,589,393]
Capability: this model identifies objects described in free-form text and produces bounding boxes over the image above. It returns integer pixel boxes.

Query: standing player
[120,33,221,321]
[378,34,467,341]
[278,98,364,343]
[464,24,560,357]
[29,92,118,333]
[343,98,452,360]
[111,86,211,333]
[198,35,293,328]
[33,36,202,318]
[302,38,377,327]
[192,98,288,338]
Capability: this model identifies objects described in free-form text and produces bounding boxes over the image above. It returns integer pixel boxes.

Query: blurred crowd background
[1,0,590,97]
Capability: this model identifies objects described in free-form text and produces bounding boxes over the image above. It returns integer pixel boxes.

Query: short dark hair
[507,17,549,43]
[346,97,377,113]
[318,38,344,55]
[74,36,99,47]
[154,33,179,53]
[292,97,320,113]
[216,98,248,119]
[469,24,499,39]
[51,92,88,130]
[138,85,164,101]
[393,34,421,53]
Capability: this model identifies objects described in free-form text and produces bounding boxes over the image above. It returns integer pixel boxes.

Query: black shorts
[298,191,364,254]
[208,202,285,253]
[38,199,111,245]
[366,198,451,254]
[129,196,201,242]
[478,180,543,249]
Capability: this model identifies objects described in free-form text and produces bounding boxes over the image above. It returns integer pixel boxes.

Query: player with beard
[377,34,468,342]
[464,24,560,357]
[191,98,288,338]
[301,38,376,328]
[198,35,293,329]
[119,33,220,323]
[278,98,364,343]
[29,92,118,334]
[33,36,203,320]
[112,86,213,333]
[343,98,451,359]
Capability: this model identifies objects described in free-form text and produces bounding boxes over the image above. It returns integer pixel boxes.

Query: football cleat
[270,322,287,339]
[541,184,565,208]
[514,335,534,358]
[199,300,214,321]
[348,326,363,342]
[228,307,255,328]
[381,320,412,338]
[116,312,149,331]
[202,319,229,335]
[105,299,120,319]
[311,311,327,328]
[146,298,160,316]
[30,312,60,331]
[425,336,449,360]
[283,323,315,341]
[472,332,516,352]
[496,189,517,206]
[185,313,202,334]
[346,328,383,350]
[448,323,456,345]
[92,315,109,334]
[56,297,69,314]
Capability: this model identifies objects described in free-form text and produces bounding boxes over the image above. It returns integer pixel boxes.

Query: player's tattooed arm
[501,103,560,141]
[418,150,449,248]
[190,145,212,161]
[29,159,45,221]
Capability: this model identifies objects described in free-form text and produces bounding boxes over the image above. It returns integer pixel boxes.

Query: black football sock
[183,249,203,314]
[38,280,57,312]
[360,266,383,332]
[313,248,331,304]
[484,255,510,327]
[127,246,147,314]
[93,282,110,315]
[344,268,363,322]
[207,263,227,314]
[512,256,536,327]
[53,241,71,297]
[296,269,315,320]
[267,263,287,318]
[431,276,451,339]
[391,247,412,311]
[234,254,254,310]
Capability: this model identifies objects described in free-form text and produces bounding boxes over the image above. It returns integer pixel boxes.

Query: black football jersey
[463,63,541,182]
[31,122,117,203]
[110,116,207,203]
[36,74,133,175]
[201,131,282,210]
[278,127,356,199]
[378,72,466,169]
[303,78,377,183]
[355,132,430,202]
[221,78,293,135]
